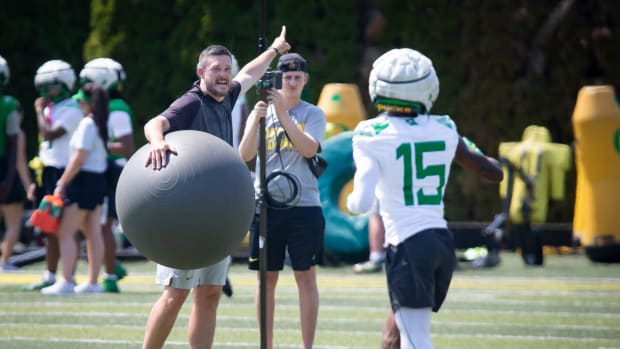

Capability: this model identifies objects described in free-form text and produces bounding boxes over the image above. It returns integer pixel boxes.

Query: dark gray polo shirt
[162,80,241,146]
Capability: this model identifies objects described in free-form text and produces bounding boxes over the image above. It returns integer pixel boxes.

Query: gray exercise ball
[116,130,255,269]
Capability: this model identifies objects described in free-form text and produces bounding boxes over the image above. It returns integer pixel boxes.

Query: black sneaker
[222,277,233,298]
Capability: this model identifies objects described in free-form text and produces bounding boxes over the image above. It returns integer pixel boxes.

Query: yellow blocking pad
[325,121,348,140]
[572,85,620,246]
[499,125,572,224]
[317,83,366,133]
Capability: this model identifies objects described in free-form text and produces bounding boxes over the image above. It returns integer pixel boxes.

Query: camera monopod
[257,0,268,348]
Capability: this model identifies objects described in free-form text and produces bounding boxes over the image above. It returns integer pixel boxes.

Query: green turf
[0,252,619,348]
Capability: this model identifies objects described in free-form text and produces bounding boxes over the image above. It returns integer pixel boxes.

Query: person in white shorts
[141,27,290,349]
[155,258,230,290]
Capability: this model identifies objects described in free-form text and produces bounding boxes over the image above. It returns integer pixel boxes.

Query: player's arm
[108,112,135,157]
[453,136,503,183]
[108,134,134,158]
[16,131,35,198]
[34,97,66,141]
[347,142,380,214]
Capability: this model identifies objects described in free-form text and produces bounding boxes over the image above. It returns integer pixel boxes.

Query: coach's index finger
[271,25,290,55]
[280,25,286,39]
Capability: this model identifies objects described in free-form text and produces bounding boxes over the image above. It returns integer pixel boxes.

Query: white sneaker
[0,263,20,272]
[41,280,75,296]
[74,282,102,294]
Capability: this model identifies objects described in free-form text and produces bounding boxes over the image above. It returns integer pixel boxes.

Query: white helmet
[34,59,76,91]
[368,48,439,113]
[80,57,126,90]
[0,55,9,86]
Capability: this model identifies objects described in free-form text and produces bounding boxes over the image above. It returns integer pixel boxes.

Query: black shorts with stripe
[386,228,456,313]
[249,206,325,271]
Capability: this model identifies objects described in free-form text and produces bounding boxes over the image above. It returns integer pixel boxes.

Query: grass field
[0,251,619,349]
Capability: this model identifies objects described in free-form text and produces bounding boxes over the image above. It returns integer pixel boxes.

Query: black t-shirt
[162,80,241,146]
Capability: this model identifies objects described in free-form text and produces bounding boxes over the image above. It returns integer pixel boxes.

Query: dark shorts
[105,160,124,218]
[64,171,107,210]
[0,155,25,204]
[385,228,456,313]
[35,166,65,205]
[249,206,325,271]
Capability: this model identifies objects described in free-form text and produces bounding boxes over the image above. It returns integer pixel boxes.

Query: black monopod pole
[257,0,268,348]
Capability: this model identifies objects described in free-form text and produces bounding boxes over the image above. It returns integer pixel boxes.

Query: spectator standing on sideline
[41,83,109,295]
[24,60,83,290]
[0,55,34,271]
[140,26,290,349]
[238,52,326,349]
[79,57,134,293]
[347,48,503,349]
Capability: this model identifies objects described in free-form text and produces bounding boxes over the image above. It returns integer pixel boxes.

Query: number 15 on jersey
[396,140,447,206]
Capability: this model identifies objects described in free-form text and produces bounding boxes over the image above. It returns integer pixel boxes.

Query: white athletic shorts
[155,256,231,289]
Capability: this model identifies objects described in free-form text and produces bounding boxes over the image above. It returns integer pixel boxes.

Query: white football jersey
[38,98,83,168]
[348,113,460,246]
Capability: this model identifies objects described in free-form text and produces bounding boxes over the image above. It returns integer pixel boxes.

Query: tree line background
[2,0,618,223]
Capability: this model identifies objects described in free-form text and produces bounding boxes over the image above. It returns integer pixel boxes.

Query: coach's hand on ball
[145,140,178,170]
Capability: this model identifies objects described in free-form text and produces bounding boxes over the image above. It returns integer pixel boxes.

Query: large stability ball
[116,130,255,269]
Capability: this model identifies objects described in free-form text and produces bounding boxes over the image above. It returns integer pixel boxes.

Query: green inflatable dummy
[319,131,369,259]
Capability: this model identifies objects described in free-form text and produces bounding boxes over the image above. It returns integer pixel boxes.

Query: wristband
[270,47,280,55]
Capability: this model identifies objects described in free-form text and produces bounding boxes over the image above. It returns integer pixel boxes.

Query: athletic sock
[369,252,385,263]
[43,270,56,282]
[394,307,433,349]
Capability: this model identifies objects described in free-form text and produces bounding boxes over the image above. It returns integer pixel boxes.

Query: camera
[257,69,282,101]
